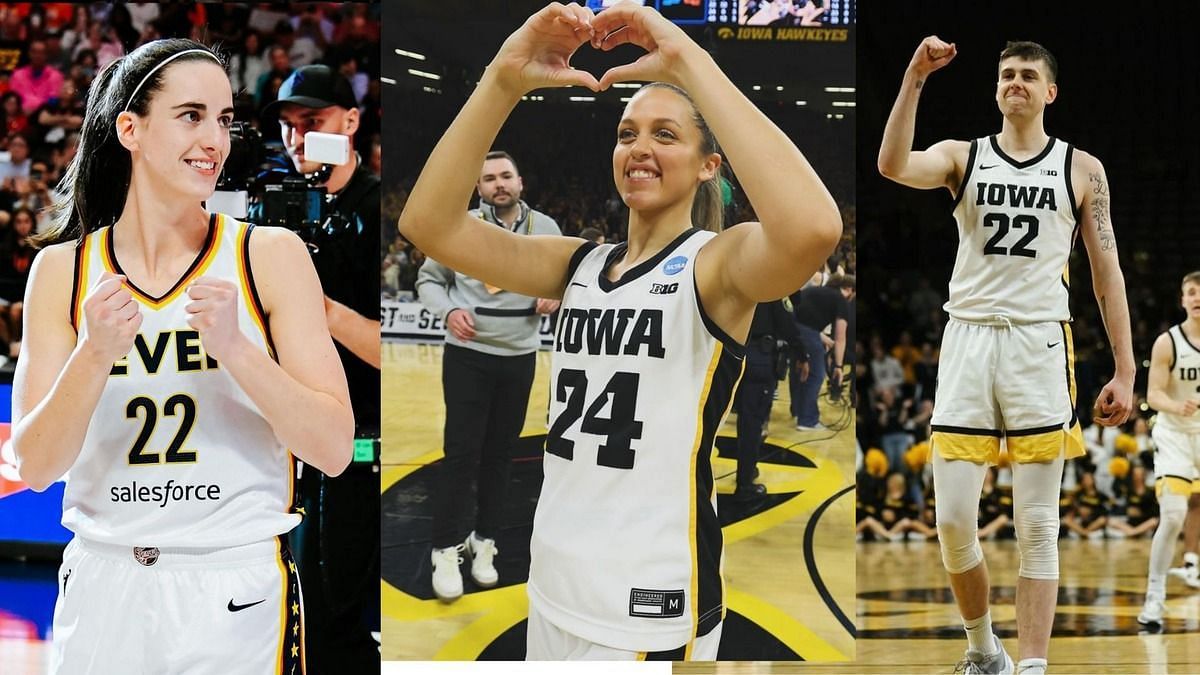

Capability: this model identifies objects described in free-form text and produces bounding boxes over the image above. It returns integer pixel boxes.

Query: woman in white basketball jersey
[11,39,353,674]
[400,1,841,660]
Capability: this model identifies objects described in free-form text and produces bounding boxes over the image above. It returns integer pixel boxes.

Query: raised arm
[1147,333,1194,417]
[591,2,841,334]
[877,36,966,192]
[1074,151,1134,426]
[186,227,355,476]
[397,3,598,300]
[13,246,142,491]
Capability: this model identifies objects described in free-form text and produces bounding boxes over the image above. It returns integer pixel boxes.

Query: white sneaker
[796,421,828,432]
[465,532,499,588]
[953,634,1014,674]
[1167,564,1200,589]
[1138,592,1166,626]
[431,544,464,602]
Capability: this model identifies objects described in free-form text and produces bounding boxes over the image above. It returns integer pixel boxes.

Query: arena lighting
[620,97,632,102]
[569,96,596,102]
[776,86,783,91]
[796,100,807,106]
[395,49,426,60]
[380,76,397,85]
[612,83,642,89]
[835,113,844,119]
[824,86,855,93]
[408,68,440,81]
[832,101,855,107]
[421,86,441,94]
[752,85,762,91]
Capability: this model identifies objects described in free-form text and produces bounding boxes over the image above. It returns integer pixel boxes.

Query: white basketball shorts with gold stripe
[1151,425,1200,496]
[930,317,1085,465]
[49,536,305,674]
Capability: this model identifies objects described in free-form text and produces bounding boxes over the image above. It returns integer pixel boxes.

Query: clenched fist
[81,272,141,363]
[185,277,244,361]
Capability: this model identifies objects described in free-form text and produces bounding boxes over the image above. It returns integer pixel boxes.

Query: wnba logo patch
[663,256,688,276]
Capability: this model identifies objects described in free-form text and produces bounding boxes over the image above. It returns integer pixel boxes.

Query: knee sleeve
[1012,456,1066,580]
[1014,499,1059,579]
[932,454,988,574]
[1160,491,1188,534]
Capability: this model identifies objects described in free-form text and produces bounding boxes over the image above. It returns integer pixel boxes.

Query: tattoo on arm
[915,79,923,90]
[1089,172,1116,252]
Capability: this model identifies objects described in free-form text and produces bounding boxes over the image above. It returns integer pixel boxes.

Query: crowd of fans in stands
[0,2,380,364]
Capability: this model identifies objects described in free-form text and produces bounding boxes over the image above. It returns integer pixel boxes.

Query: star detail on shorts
[291,643,299,658]
[289,560,297,574]
[292,601,300,616]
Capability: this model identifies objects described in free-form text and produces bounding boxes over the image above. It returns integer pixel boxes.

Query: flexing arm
[397,3,597,299]
[877,36,965,191]
[1074,151,1134,425]
[13,247,142,491]
[187,228,354,476]
[1147,333,1195,416]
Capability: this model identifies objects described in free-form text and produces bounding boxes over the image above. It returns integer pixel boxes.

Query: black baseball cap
[263,65,357,116]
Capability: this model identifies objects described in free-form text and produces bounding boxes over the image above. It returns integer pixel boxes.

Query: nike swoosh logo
[569,282,588,288]
[979,164,998,170]
[1047,341,1061,349]
[228,598,267,612]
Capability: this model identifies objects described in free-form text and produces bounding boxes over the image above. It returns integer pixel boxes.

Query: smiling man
[878,38,1135,674]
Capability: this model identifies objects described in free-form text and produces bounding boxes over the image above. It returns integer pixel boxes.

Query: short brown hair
[1182,271,1200,290]
[484,150,519,175]
[999,41,1058,82]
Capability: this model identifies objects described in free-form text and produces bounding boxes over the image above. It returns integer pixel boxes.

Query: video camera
[210,124,353,251]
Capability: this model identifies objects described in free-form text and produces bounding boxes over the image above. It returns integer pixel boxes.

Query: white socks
[963,611,996,655]
[1017,657,1048,674]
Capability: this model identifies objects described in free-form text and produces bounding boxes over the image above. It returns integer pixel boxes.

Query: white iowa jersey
[946,136,1079,322]
[1156,325,1200,434]
[529,229,745,651]
[61,214,300,547]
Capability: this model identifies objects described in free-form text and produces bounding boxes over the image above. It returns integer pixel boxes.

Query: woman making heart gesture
[400,0,841,661]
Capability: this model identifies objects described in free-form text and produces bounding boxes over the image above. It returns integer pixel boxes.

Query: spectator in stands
[0,133,32,186]
[1108,463,1158,538]
[790,272,853,430]
[860,472,936,542]
[10,39,63,114]
[869,335,904,394]
[31,79,83,146]
[891,329,920,385]
[876,385,916,488]
[255,45,293,109]
[1062,471,1110,539]
[274,19,319,68]
[978,468,1012,540]
[578,226,605,244]
[229,29,267,96]
[1,92,29,137]
[913,340,938,401]
[0,205,37,294]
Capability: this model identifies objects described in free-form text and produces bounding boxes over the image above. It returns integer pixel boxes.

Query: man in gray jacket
[416,151,562,601]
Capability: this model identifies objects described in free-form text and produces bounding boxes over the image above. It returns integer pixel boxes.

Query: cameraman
[262,64,379,672]
[789,273,853,429]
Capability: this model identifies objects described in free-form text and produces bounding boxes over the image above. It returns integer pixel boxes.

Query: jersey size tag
[629,588,685,618]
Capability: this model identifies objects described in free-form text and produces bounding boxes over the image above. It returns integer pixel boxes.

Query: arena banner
[381,300,555,347]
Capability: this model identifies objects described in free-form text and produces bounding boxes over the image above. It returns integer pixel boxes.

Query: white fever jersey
[946,136,1080,322]
[528,228,745,652]
[1156,324,1200,434]
[62,214,300,547]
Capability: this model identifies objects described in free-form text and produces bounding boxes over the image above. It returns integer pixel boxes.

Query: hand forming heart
[487,1,699,96]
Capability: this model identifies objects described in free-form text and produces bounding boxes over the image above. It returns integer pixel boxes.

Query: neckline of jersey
[598,227,701,293]
[988,135,1057,170]
[104,212,218,304]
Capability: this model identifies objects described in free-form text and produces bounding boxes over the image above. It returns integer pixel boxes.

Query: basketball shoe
[953,634,1014,674]
[465,532,499,587]
[432,543,465,601]
[1167,552,1200,589]
[1138,591,1166,626]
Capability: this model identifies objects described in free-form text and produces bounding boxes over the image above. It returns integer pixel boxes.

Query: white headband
[124,49,222,112]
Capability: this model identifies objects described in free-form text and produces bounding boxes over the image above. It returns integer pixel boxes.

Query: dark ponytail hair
[34,38,225,248]
[639,82,726,233]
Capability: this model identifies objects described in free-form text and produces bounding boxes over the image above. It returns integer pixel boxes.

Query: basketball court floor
[380,341,856,662]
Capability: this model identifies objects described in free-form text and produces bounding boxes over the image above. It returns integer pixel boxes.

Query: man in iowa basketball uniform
[879,38,1134,674]
[1140,272,1200,625]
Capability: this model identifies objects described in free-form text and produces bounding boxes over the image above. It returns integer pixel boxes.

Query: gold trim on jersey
[72,233,93,331]
[275,538,288,674]
[99,215,224,309]
[235,220,274,358]
[687,344,723,655]
[930,431,1001,464]
[1063,323,1086,460]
